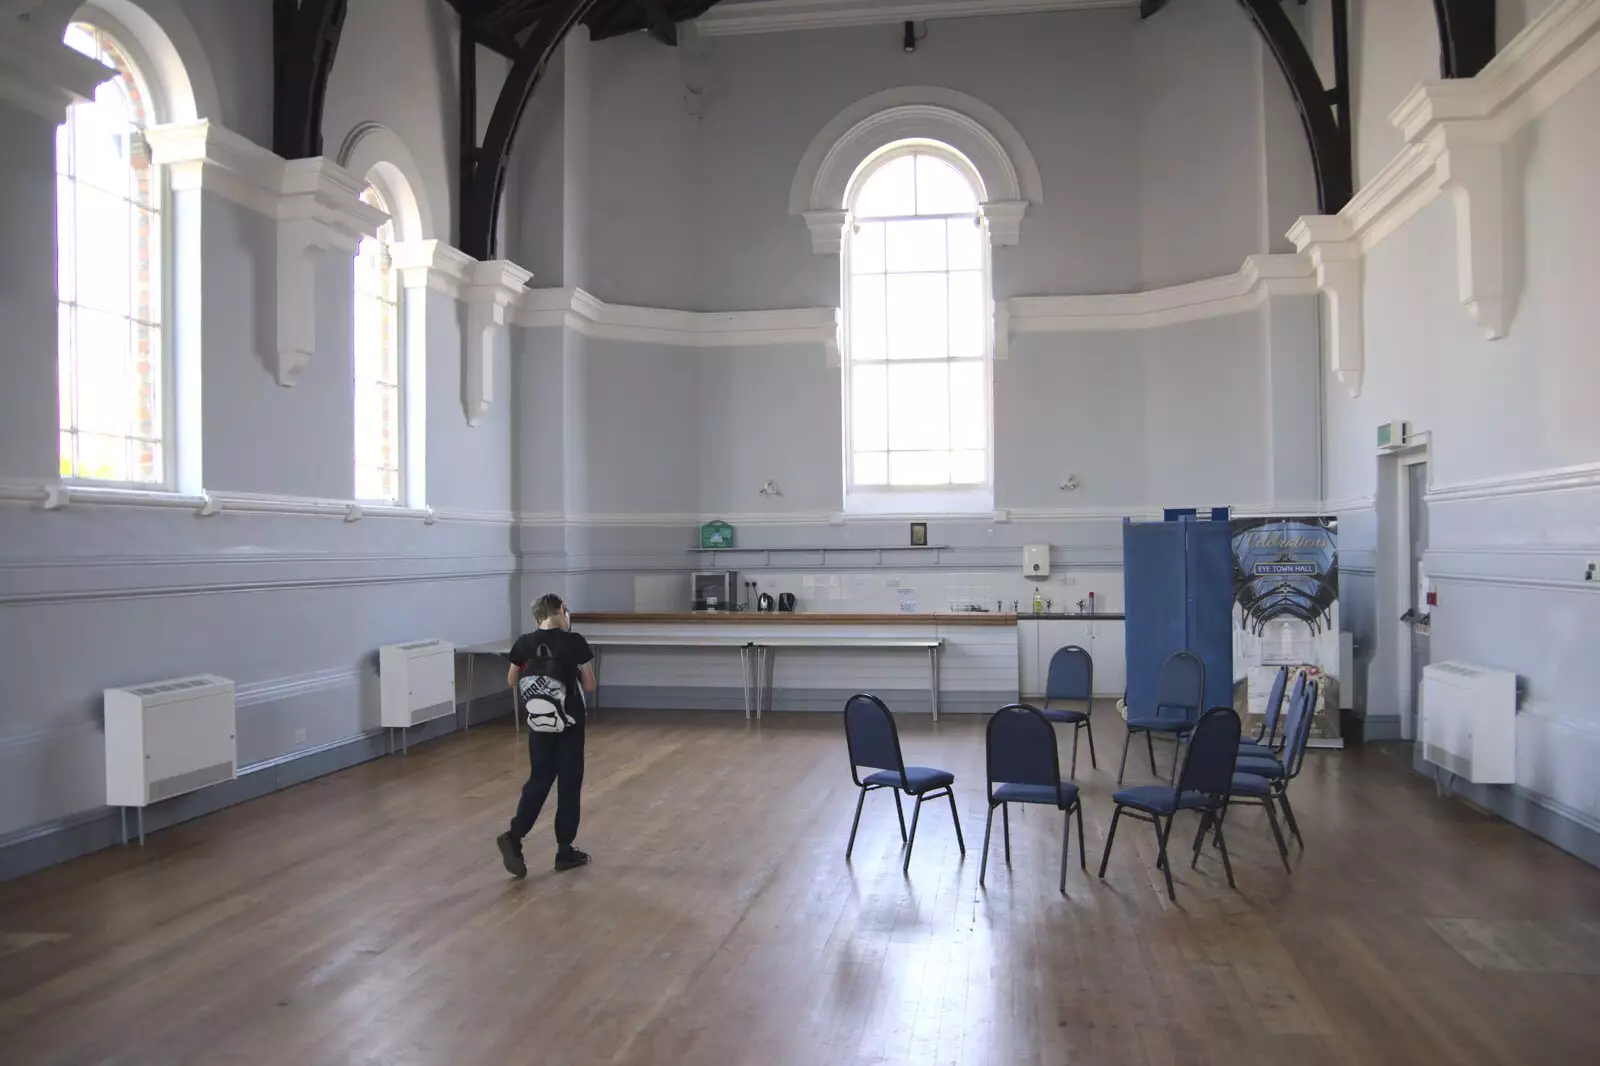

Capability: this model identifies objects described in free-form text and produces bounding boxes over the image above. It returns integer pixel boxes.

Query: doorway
[1397,453,1430,739]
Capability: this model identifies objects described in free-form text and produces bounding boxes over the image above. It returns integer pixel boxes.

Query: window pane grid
[845,149,989,491]
[57,23,165,486]
[354,185,402,503]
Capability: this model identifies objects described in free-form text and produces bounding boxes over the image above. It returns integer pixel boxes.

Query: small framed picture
[909,522,928,547]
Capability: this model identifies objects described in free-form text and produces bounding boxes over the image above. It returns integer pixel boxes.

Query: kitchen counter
[572,611,1018,627]
[1016,612,1126,621]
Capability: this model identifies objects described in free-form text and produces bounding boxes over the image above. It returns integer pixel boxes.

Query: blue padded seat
[1042,708,1089,725]
[1111,784,1211,814]
[863,766,955,793]
[1124,715,1193,734]
[1235,755,1285,779]
[992,781,1080,806]
[1229,772,1274,797]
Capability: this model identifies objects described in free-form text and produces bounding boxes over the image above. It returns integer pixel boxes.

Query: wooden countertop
[571,611,1018,627]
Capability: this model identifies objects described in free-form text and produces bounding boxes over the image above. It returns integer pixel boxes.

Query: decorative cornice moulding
[0,19,116,120]
[696,0,1137,36]
[1006,253,1316,336]
[513,288,840,357]
[1290,0,1600,356]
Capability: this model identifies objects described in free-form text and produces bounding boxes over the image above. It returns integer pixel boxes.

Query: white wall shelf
[689,545,952,567]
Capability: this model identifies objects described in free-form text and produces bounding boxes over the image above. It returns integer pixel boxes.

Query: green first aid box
[700,521,735,549]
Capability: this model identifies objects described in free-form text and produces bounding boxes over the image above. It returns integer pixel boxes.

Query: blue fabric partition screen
[1123,517,1234,714]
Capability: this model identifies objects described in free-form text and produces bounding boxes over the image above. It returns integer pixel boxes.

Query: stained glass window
[57,22,164,484]
[353,185,402,503]
[845,146,990,490]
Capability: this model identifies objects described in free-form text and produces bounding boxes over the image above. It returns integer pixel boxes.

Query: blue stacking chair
[1041,645,1097,776]
[1118,650,1205,785]
[1237,665,1291,754]
[843,694,965,872]
[1098,706,1242,900]
[1230,679,1318,849]
[1196,679,1315,874]
[980,704,1087,893]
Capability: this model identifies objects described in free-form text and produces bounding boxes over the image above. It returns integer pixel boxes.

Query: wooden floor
[3,709,1599,1066]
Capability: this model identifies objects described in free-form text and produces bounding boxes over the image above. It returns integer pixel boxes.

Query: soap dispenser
[1032,589,1043,614]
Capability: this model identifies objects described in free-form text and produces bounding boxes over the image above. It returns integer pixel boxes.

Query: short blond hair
[532,593,566,625]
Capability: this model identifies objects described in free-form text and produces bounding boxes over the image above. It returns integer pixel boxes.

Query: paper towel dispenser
[1023,543,1050,578]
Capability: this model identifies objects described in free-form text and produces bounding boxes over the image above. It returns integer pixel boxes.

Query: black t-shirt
[510,628,594,721]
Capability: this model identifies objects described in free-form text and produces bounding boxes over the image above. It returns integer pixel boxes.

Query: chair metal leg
[1117,731,1134,785]
[1155,814,1175,901]
[1085,718,1098,769]
[1146,731,1158,775]
[1059,807,1071,894]
[1190,810,1214,868]
[845,788,868,859]
[1170,735,1182,783]
[893,790,907,841]
[1070,728,1080,779]
[1097,806,1123,878]
[1075,802,1087,869]
[1001,803,1011,863]
[1278,790,1304,848]
[979,805,995,885]
[1261,798,1292,873]
[1214,811,1236,889]
[945,789,966,854]
[903,794,925,874]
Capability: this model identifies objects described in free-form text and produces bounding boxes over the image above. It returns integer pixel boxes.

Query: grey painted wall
[0,103,59,481]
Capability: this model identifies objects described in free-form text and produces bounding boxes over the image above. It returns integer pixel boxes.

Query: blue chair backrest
[986,704,1063,793]
[1256,666,1289,743]
[843,694,904,784]
[1275,676,1312,766]
[1154,650,1205,723]
[1283,680,1319,779]
[1176,707,1242,799]
[1045,645,1093,703]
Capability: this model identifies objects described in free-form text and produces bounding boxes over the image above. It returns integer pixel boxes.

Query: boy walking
[496,593,595,876]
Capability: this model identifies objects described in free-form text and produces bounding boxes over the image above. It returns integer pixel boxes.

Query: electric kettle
[777,593,797,612]
[757,592,775,612]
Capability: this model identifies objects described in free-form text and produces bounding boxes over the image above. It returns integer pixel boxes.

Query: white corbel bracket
[1391,82,1509,340]
[980,201,1027,247]
[803,210,848,255]
[276,159,389,386]
[1289,215,1364,398]
[463,261,532,426]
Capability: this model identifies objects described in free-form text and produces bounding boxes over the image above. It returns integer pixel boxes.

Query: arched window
[353,184,402,503]
[57,21,165,484]
[844,142,992,505]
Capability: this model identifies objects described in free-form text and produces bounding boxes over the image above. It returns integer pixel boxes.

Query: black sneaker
[497,833,527,878]
[554,846,591,872]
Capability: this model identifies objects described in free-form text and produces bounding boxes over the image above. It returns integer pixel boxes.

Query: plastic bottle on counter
[1032,589,1043,614]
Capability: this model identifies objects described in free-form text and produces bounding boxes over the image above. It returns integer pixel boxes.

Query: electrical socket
[1585,561,1597,582]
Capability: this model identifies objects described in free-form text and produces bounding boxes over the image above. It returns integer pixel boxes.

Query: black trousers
[509,723,585,846]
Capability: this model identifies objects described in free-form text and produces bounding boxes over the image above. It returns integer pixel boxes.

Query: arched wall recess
[790,86,1044,254]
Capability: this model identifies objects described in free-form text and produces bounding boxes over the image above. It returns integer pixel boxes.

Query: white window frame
[352,182,405,505]
[57,17,175,490]
[840,140,996,516]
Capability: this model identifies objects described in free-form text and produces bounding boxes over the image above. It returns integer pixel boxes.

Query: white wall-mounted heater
[105,674,237,845]
[380,640,457,752]
[1420,661,1517,784]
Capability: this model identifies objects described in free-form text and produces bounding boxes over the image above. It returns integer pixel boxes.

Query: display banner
[1230,516,1342,746]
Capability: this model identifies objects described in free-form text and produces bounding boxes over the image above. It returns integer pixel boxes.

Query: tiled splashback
[738,569,1126,615]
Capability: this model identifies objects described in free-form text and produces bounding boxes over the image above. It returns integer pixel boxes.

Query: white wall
[1321,8,1600,857]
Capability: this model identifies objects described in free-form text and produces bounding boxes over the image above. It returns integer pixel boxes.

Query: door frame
[1391,445,1429,740]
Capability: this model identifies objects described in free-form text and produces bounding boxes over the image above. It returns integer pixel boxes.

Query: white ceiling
[695,0,1142,37]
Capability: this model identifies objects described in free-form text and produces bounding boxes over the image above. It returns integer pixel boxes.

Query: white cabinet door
[1016,622,1041,698]
[1089,621,1126,697]
[1035,620,1091,698]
